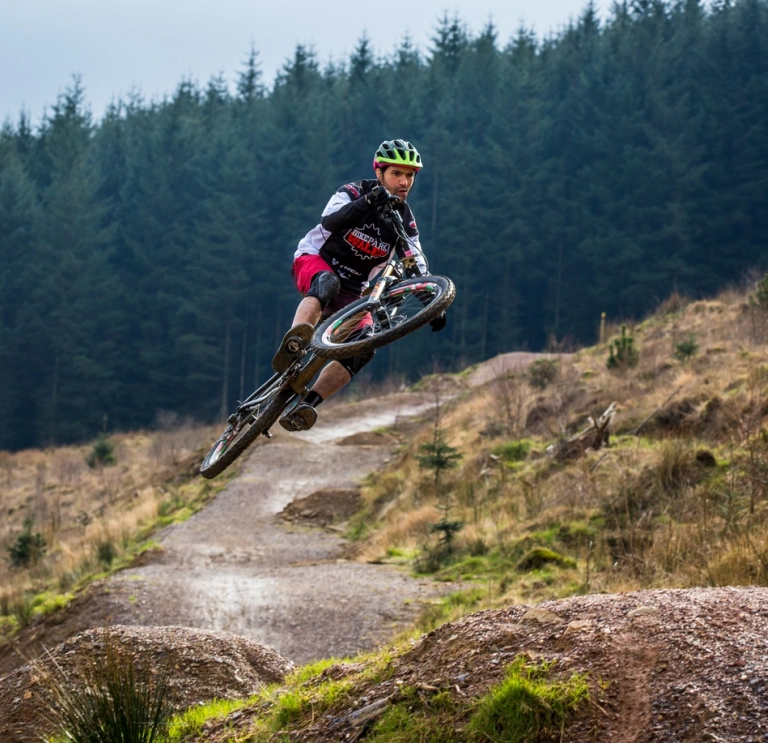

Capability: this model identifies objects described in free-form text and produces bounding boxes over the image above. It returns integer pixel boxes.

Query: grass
[0,424,230,642]
[165,698,251,742]
[349,283,768,604]
[39,640,174,743]
[160,652,588,743]
[164,652,400,742]
[465,657,589,742]
[491,439,533,463]
[364,687,463,742]
[31,591,74,617]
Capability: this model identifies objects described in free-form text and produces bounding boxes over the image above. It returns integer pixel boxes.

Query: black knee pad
[339,350,375,377]
[306,271,340,310]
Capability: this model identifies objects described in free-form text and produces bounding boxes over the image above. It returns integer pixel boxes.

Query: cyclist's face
[376,166,418,201]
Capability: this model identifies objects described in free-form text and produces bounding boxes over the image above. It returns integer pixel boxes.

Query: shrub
[517,547,576,572]
[607,324,638,370]
[7,517,47,568]
[528,358,559,390]
[656,291,690,315]
[492,440,532,463]
[416,429,461,489]
[430,517,463,551]
[744,272,768,343]
[96,540,117,568]
[750,272,768,312]
[86,434,117,469]
[39,640,174,743]
[9,591,34,629]
[674,333,699,362]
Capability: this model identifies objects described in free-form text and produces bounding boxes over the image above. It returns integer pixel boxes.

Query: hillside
[2,283,768,740]
[350,286,768,606]
[0,389,462,682]
[2,588,766,741]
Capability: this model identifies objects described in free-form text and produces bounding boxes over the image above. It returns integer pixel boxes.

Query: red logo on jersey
[345,226,389,260]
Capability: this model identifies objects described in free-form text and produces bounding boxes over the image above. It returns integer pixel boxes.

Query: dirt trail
[0,354,546,675]
[106,357,548,663]
[92,392,451,665]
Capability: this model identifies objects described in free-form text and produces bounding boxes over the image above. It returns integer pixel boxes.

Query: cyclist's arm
[320,190,372,233]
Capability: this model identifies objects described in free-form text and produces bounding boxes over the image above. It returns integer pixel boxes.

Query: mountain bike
[199,201,456,479]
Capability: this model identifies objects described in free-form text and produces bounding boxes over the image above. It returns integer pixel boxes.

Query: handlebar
[377,198,429,276]
[378,197,408,239]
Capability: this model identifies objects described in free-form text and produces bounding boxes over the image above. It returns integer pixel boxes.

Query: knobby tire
[311,275,455,360]
[199,385,294,479]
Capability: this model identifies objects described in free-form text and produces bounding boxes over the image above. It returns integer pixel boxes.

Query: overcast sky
[2,0,608,125]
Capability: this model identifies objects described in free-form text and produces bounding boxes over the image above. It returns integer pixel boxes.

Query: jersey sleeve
[320,186,371,233]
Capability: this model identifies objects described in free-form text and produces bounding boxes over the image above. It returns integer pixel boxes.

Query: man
[274,138,446,432]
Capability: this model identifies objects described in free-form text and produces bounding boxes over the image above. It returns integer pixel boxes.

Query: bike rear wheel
[199,378,295,479]
[311,275,455,359]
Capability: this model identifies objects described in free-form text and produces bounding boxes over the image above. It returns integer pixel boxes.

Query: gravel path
[0,353,547,677]
[95,392,451,665]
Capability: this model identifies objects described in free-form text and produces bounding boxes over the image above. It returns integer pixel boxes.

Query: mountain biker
[274,139,447,432]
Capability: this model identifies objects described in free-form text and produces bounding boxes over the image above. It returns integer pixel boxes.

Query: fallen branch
[548,402,617,463]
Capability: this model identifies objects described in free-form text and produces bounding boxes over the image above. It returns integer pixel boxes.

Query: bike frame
[233,351,325,422]
[232,200,424,428]
[356,200,424,311]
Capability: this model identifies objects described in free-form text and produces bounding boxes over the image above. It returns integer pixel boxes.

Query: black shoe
[272,322,314,373]
[279,402,318,432]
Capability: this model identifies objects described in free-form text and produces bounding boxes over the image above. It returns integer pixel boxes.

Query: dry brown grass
[0,424,221,633]
[353,282,768,602]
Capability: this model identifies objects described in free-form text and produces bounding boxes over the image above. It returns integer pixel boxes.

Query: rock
[521,608,564,625]
[562,619,593,636]
[628,606,658,618]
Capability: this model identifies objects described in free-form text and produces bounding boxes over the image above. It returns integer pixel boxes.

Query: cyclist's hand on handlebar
[430,312,447,333]
[367,185,391,208]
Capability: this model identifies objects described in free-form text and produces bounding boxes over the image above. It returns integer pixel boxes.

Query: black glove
[429,312,447,333]
[366,185,391,208]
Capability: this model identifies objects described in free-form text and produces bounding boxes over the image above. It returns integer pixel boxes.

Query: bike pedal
[285,336,305,354]
[272,322,314,373]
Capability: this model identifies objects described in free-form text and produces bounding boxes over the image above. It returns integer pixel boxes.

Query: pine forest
[0,0,766,450]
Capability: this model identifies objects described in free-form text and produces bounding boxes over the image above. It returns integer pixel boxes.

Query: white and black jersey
[294,178,427,293]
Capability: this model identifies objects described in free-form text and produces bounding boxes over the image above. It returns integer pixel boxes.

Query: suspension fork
[365,262,397,306]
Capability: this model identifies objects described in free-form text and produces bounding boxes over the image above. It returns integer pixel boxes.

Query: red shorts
[291,254,361,317]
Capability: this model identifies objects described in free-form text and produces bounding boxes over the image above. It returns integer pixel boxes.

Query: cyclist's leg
[273,256,338,372]
[306,285,370,400]
[290,270,341,326]
[280,293,375,432]
[294,350,374,406]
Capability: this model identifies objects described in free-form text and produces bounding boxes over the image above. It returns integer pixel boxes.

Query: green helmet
[373,139,423,170]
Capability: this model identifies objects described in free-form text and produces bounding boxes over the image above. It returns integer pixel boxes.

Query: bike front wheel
[199,378,295,479]
[311,275,455,360]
